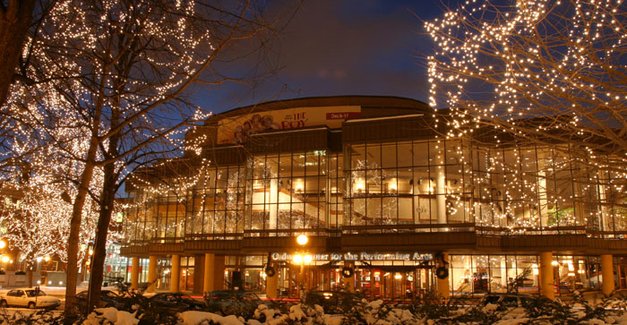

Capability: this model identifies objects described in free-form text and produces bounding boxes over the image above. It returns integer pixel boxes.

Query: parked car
[479,293,539,310]
[147,292,206,314]
[304,290,363,314]
[0,287,61,309]
[602,289,627,311]
[135,292,206,324]
[610,289,627,299]
[76,289,130,312]
[205,290,263,318]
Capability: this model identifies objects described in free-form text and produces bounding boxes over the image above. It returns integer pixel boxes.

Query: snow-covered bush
[74,291,625,325]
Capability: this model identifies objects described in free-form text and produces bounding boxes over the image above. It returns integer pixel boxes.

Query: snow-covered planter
[75,293,625,325]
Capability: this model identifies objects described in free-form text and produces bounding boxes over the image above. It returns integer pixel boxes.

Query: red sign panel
[326,112,361,120]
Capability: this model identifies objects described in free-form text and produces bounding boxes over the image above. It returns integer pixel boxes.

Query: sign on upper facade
[217,106,362,144]
[270,252,433,262]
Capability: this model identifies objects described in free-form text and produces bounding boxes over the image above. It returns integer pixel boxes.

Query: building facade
[121,96,626,299]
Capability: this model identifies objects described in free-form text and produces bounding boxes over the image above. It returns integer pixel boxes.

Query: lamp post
[294,234,311,300]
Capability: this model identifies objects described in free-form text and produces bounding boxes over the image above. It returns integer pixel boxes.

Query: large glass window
[123,122,625,242]
[181,164,245,238]
[449,255,539,295]
[345,139,471,227]
[246,151,336,235]
[470,144,626,233]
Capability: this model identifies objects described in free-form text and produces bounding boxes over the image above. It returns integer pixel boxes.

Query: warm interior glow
[354,178,365,193]
[293,179,304,193]
[387,178,398,192]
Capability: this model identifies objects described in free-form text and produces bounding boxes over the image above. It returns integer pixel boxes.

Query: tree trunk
[87,96,121,313]
[64,143,98,323]
[0,0,35,106]
[86,160,116,312]
[27,260,34,288]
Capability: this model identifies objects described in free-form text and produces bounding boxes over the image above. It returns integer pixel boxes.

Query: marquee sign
[270,252,433,262]
[217,106,362,144]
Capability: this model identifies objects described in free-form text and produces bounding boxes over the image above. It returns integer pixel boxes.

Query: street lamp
[294,234,311,300]
[296,234,309,246]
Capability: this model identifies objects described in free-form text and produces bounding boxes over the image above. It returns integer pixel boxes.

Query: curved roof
[206,95,430,123]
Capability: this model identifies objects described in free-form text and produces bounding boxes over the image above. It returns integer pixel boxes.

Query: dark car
[205,290,263,318]
[304,290,363,314]
[147,292,206,314]
[76,290,130,312]
[480,293,537,310]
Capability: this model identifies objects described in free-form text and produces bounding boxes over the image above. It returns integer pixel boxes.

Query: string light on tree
[426,0,626,233]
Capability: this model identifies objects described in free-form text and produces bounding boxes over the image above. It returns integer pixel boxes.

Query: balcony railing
[185,233,243,241]
[122,224,626,244]
[149,236,185,244]
[341,223,476,234]
[243,228,340,238]
[475,225,587,236]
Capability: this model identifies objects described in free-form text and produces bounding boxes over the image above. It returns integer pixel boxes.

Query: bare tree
[3,0,275,320]
[425,0,626,231]
[425,0,626,158]
[0,183,99,286]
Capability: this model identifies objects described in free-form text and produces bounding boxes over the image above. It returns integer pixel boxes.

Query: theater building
[121,96,626,299]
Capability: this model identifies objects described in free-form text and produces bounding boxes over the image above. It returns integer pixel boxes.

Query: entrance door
[358,268,432,301]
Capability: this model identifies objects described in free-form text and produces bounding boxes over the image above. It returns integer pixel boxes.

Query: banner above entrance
[217,106,362,144]
[270,252,433,263]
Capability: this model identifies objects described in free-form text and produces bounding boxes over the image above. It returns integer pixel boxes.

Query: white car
[0,288,61,309]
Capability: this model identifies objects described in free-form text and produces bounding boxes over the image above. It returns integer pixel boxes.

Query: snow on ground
[81,307,138,325]
[179,311,244,325]
[75,300,627,325]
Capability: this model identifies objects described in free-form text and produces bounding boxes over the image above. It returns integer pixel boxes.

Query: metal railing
[340,223,476,234]
[122,224,627,245]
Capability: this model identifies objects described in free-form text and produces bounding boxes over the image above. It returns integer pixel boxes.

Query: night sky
[192,0,464,114]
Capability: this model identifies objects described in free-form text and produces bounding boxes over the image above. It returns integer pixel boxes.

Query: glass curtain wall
[124,192,186,243]
[345,139,472,227]
[473,144,625,233]
[124,163,246,243]
[122,130,624,244]
[246,150,340,235]
[184,165,245,239]
[449,255,609,295]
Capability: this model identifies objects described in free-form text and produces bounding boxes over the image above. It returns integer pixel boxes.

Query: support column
[601,254,615,296]
[436,252,450,299]
[203,253,225,293]
[130,257,139,290]
[203,253,215,294]
[170,255,180,292]
[266,272,278,299]
[540,252,555,300]
[146,255,158,293]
